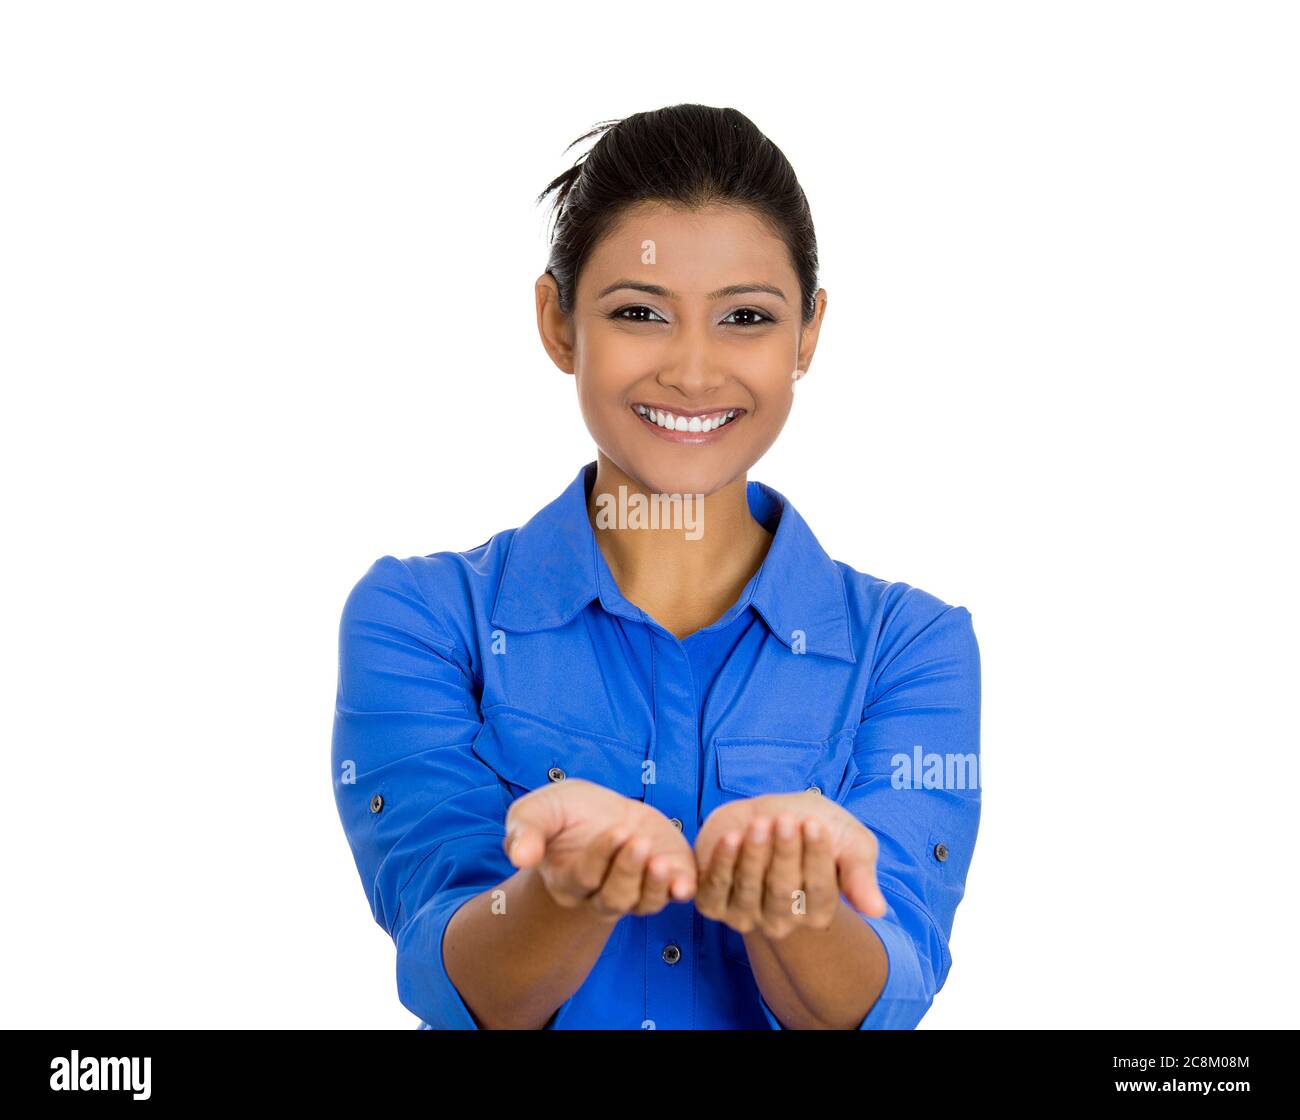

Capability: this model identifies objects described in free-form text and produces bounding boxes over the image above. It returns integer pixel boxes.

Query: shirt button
[369,793,384,813]
[669,817,683,831]
[934,842,949,862]
[547,766,566,783]
[806,784,821,795]
[661,944,681,965]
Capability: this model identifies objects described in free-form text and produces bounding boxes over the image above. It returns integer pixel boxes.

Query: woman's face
[537,201,826,498]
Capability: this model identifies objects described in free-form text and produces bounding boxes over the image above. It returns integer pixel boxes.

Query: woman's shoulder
[340,526,520,649]
[831,557,978,663]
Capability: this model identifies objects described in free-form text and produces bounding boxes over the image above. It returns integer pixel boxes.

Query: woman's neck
[586,452,773,638]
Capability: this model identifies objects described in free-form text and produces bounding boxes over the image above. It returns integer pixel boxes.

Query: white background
[2,2,1295,1029]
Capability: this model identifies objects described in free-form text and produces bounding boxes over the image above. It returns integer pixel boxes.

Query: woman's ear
[794,288,828,383]
[535,271,575,375]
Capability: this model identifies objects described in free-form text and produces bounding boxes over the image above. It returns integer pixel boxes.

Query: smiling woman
[536,136,821,499]
[331,103,982,1031]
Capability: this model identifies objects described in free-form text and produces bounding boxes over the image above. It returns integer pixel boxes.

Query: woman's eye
[722,307,774,327]
[610,305,667,323]
[609,305,776,326]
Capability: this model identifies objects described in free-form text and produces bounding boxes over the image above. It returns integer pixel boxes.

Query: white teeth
[634,406,742,432]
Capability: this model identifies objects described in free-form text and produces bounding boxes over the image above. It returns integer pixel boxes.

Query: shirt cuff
[757,912,934,1030]
[399,885,576,1030]
[395,886,485,1029]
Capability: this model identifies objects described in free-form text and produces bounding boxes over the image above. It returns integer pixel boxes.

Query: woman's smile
[630,402,747,445]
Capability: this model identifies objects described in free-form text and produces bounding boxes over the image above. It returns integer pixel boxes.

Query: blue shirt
[332,460,982,1029]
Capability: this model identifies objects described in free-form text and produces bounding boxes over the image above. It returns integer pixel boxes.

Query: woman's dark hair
[537,104,819,324]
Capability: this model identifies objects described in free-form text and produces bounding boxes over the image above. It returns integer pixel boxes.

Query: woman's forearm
[443,865,621,1029]
[743,900,888,1029]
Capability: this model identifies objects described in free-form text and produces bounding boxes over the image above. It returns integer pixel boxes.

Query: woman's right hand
[503,779,697,918]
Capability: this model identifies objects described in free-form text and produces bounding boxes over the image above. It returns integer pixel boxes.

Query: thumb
[503,820,546,869]
[504,791,562,869]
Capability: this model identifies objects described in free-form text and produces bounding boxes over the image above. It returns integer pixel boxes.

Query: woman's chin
[610,454,745,501]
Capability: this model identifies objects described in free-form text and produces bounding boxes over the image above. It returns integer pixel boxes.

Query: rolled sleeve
[761,597,982,1030]
[397,836,581,1030]
[332,555,511,1029]
[846,600,981,1027]
[756,905,936,1030]
[852,913,934,1028]
[397,882,492,1029]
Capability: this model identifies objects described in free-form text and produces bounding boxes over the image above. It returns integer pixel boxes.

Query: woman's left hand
[693,793,888,940]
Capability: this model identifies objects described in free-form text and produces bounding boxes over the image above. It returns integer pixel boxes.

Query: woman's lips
[630,403,746,445]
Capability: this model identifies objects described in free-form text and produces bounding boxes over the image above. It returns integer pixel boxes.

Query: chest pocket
[713,728,859,802]
[710,728,860,969]
[470,704,650,808]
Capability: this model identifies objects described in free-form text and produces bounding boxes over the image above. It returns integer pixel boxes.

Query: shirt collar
[489,461,856,663]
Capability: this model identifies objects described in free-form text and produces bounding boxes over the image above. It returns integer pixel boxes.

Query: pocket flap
[714,729,858,800]
[471,704,648,801]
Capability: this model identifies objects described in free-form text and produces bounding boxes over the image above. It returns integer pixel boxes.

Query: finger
[631,851,675,916]
[695,830,742,918]
[663,837,698,901]
[801,817,839,927]
[838,829,887,917]
[572,824,632,896]
[592,834,651,914]
[729,817,773,929]
[666,857,697,902]
[762,813,804,931]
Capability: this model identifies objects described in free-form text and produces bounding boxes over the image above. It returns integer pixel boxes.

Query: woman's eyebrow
[595,279,788,303]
